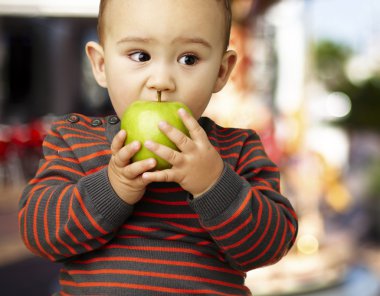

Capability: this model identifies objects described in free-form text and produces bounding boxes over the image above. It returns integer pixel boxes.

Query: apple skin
[121,100,192,170]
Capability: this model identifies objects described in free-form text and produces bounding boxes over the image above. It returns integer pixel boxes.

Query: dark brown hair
[97,0,232,50]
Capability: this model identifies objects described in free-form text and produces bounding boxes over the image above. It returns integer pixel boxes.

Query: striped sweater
[19,113,298,295]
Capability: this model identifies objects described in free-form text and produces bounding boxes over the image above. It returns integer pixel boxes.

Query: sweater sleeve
[18,116,133,262]
[189,130,298,272]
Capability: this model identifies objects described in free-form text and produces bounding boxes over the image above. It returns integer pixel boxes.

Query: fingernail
[178,108,186,116]
[132,141,140,149]
[158,121,168,129]
[145,140,154,148]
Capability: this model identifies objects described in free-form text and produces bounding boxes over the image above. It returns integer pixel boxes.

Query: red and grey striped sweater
[19,113,298,295]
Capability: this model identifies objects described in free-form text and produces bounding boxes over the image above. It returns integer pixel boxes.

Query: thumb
[111,130,127,155]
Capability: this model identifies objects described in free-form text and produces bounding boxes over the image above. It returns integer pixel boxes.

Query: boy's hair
[97,0,232,50]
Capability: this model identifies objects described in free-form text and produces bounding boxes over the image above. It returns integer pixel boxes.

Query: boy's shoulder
[50,113,103,126]
[200,116,258,140]
[49,113,119,129]
[45,113,119,143]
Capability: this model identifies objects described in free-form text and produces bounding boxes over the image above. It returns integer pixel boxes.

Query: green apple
[120,92,192,170]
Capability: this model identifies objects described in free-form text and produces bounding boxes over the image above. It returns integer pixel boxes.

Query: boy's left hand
[142,109,223,197]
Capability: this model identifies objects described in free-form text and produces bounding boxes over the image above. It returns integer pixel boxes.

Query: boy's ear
[213,50,237,93]
[85,41,107,88]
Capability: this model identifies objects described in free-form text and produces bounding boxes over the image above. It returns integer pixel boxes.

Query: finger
[144,140,182,166]
[123,158,157,179]
[113,141,140,167]
[142,169,176,184]
[178,108,207,141]
[111,130,127,155]
[158,121,193,152]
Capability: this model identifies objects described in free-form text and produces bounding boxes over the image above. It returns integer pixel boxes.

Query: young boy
[19,0,298,295]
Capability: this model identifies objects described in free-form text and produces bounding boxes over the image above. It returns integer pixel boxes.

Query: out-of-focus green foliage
[343,75,380,131]
[312,40,380,132]
[313,40,352,91]
[367,157,380,198]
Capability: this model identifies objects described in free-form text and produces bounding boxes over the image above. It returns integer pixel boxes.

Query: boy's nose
[146,66,176,95]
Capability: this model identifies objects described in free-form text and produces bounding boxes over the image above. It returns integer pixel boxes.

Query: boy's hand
[108,130,157,205]
[142,109,224,197]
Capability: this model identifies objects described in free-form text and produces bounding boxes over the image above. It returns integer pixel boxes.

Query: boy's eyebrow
[116,36,212,49]
[117,37,153,45]
[173,37,212,49]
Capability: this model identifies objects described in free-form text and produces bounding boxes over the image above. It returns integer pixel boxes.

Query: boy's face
[87,0,236,119]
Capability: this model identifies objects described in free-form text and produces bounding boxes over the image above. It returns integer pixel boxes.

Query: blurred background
[1,0,380,295]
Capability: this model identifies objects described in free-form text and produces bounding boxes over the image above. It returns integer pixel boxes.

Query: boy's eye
[129,51,151,62]
[178,54,199,66]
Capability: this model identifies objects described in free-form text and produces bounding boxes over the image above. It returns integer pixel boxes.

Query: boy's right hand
[108,130,157,205]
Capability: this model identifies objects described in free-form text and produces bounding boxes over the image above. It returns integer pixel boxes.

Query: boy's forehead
[103,0,226,28]
[103,0,226,43]
[105,0,223,9]
[104,0,224,17]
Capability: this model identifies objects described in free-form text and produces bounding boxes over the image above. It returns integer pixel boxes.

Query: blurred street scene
[1,0,380,295]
